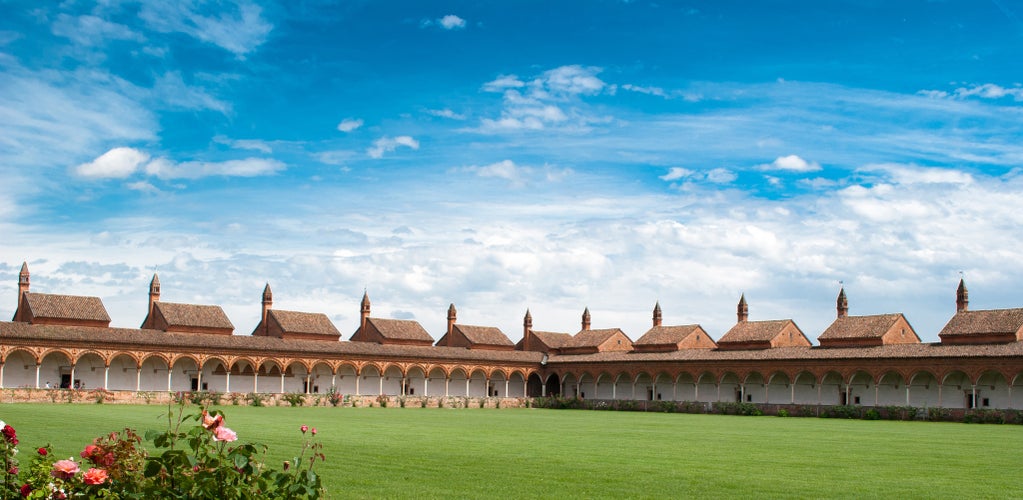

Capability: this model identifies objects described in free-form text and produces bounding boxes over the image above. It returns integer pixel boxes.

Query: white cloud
[367,136,420,159]
[757,155,822,172]
[541,65,606,96]
[151,72,229,113]
[213,136,272,153]
[51,14,144,46]
[463,160,526,185]
[337,118,363,132]
[75,147,150,179]
[483,75,525,92]
[660,167,693,181]
[862,163,974,185]
[125,180,159,193]
[622,84,667,98]
[144,157,285,179]
[920,83,1023,101]
[426,108,466,120]
[138,1,272,57]
[439,15,467,30]
[706,168,737,183]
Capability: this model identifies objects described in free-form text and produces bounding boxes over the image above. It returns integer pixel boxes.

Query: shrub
[284,393,307,407]
[777,409,789,418]
[136,391,156,404]
[2,405,325,498]
[91,389,114,404]
[864,409,881,420]
[245,392,266,407]
[927,407,952,422]
[420,397,429,408]
[376,395,389,408]
[325,387,343,407]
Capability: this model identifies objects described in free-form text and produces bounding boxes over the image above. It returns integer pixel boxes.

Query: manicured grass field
[0,403,1019,499]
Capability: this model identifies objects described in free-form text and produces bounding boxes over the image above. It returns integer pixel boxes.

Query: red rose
[37,447,47,456]
[18,484,30,497]
[81,444,100,460]
[1,425,15,443]
[7,467,17,475]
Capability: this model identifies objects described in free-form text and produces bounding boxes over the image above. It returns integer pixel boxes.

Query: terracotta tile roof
[24,293,110,323]
[269,310,340,337]
[0,321,542,364]
[454,324,514,347]
[155,302,234,330]
[939,308,1023,337]
[634,325,700,345]
[530,331,572,349]
[565,328,626,348]
[718,320,791,343]
[818,314,903,340]
[366,317,434,342]
[547,342,1023,363]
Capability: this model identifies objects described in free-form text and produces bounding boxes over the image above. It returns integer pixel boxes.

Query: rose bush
[0,404,324,499]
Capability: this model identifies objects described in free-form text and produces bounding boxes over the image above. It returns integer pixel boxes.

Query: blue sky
[2,0,1023,342]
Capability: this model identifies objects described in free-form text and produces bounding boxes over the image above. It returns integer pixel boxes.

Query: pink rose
[300,425,308,434]
[202,410,224,431]
[51,459,80,480]
[311,427,317,436]
[82,468,108,485]
[212,426,237,442]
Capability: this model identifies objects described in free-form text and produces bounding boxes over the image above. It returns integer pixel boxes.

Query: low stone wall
[0,389,532,409]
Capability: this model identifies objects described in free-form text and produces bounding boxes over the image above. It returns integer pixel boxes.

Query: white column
[355,374,360,395]
[378,376,383,395]
[135,366,141,392]
[103,366,109,390]
[790,383,795,404]
[874,384,878,406]
[445,378,450,397]
[196,366,202,391]
[905,385,910,406]
[971,385,977,409]
[166,366,172,392]
[464,377,470,397]
[504,379,509,397]
[716,383,721,402]
[612,380,616,400]
[306,375,312,394]
[0,362,5,389]
[69,364,76,389]
[254,372,259,393]
[280,373,285,393]
[424,377,429,397]
[225,372,231,393]
[521,379,526,398]
[34,363,41,389]
[693,382,698,401]
[331,373,336,390]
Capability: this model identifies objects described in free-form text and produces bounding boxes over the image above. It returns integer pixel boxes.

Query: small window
[746,394,752,402]
[617,339,621,345]
[854,396,861,405]
[982,398,990,407]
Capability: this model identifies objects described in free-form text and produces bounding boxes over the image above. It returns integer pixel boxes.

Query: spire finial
[737,293,748,323]
[837,285,848,319]
[582,307,591,331]
[653,301,662,327]
[956,274,968,313]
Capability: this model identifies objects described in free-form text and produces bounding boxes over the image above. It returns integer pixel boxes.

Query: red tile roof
[454,324,514,347]
[269,310,340,337]
[530,330,572,348]
[564,328,627,348]
[155,302,234,330]
[818,314,903,340]
[939,308,1023,337]
[23,293,110,323]
[634,325,700,345]
[366,317,434,342]
[718,320,792,343]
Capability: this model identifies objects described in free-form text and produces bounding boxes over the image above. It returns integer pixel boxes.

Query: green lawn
[0,404,1019,499]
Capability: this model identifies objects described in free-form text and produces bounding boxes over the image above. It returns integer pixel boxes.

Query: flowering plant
[1,404,324,499]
